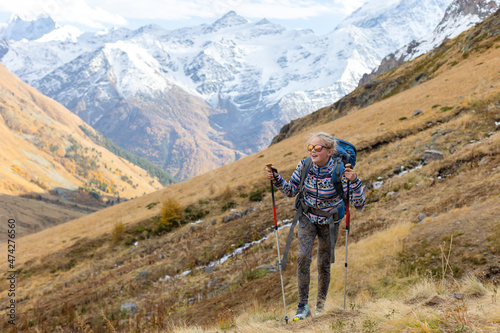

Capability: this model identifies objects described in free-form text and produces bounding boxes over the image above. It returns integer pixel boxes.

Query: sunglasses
[307,144,328,152]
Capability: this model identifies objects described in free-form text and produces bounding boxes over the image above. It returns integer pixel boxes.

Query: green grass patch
[440,106,454,112]
[242,268,269,281]
[222,201,236,211]
[249,189,264,202]
[145,202,159,209]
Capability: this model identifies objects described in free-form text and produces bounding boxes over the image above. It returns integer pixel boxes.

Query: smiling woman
[307,133,336,167]
[264,131,365,320]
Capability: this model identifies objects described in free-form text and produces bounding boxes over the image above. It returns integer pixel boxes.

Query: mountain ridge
[359,0,499,85]
[0,0,455,180]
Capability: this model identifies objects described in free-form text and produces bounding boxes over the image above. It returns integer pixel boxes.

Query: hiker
[265,132,365,320]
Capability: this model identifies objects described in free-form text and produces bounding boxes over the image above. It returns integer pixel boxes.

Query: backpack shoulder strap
[283,157,312,271]
[294,157,312,211]
[298,157,312,191]
[281,208,301,271]
[332,159,347,204]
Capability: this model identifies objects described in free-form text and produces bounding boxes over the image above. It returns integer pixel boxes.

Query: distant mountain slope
[0,63,175,233]
[359,0,499,85]
[0,14,57,41]
[0,193,86,241]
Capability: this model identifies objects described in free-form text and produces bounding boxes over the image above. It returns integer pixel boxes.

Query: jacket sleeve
[271,160,304,198]
[342,177,365,210]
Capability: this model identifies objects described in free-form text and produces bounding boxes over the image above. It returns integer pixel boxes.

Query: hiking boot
[315,303,325,315]
[293,304,311,321]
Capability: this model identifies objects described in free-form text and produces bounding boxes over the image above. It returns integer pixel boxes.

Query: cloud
[0,0,366,29]
[0,0,127,29]
[84,0,339,21]
[55,0,128,28]
[208,0,336,20]
[332,0,367,15]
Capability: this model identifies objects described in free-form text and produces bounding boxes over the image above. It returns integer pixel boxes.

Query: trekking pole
[266,163,289,324]
[343,163,352,310]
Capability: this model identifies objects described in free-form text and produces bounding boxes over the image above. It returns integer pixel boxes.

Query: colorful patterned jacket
[272,156,365,224]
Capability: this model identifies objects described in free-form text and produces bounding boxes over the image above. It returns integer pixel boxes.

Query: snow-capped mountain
[361,0,499,84]
[0,14,56,41]
[415,0,499,55]
[0,0,458,180]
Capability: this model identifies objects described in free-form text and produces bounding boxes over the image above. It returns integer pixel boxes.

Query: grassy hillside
[78,125,176,186]
[1,10,499,333]
[0,63,175,238]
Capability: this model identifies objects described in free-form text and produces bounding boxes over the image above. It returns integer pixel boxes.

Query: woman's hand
[344,167,358,182]
[265,164,277,180]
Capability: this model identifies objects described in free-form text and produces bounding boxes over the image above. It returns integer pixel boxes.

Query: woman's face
[308,137,332,167]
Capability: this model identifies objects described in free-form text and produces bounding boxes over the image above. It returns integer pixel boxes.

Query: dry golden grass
[409,278,440,300]
[375,284,500,333]
[460,274,490,298]
[166,256,500,333]
[329,222,413,294]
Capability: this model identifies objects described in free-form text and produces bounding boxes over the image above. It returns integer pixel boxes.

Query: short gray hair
[306,132,336,150]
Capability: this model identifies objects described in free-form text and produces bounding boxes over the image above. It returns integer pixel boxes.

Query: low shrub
[222,201,236,211]
[184,205,209,221]
[249,190,264,202]
[112,222,125,243]
[160,198,183,229]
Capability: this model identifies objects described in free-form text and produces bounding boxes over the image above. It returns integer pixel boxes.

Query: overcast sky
[0,0,367,35]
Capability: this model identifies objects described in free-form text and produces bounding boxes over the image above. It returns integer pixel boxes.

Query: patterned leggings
[297,215,332,306]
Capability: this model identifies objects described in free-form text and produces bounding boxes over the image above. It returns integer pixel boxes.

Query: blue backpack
[333,138,357,167]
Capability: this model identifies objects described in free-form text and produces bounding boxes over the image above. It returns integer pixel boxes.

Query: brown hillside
[0,10,499,333]
[0,64,165,238]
